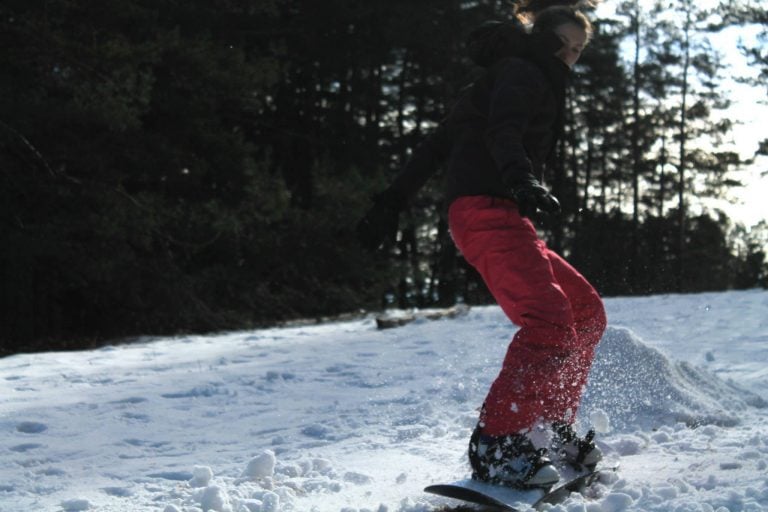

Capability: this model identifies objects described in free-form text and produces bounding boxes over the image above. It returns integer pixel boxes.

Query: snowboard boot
[551,421,602,471]
[468,426,560,489]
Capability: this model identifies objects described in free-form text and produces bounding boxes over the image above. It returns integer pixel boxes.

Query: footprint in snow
[266,371,299,382]
[121,412,150,422]
[10,443,44,452]
[147,471,194,481]
[123,438,171,449]
[16,421,48,434]
[161,385,228,399]
[38,467,66,477]
[102,487,134,497]
[111,397,148,405]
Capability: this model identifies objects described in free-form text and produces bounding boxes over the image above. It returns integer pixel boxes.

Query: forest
[1,0,766,354]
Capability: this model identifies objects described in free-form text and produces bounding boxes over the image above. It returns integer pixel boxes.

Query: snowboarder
[356,0,607,489]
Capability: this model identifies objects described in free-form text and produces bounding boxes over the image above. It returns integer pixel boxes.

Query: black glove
[511,175,561,218]
[356,191,402,251]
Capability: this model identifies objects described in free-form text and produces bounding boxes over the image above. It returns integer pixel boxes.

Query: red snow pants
[448,196,606,436]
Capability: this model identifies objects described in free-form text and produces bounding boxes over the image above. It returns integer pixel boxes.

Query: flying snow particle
[589,409,611,434]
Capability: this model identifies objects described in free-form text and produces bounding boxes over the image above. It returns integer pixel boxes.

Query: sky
[705,24,767,228]
[597,0,767,229]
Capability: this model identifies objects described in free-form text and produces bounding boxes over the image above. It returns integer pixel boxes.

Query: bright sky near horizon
[596,0,767,229]
[700,24,767,229]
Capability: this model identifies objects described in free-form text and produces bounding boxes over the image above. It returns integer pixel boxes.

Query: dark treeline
[1,0,766,354]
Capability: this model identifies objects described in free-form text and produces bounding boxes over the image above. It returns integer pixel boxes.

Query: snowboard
[425,465,615,511]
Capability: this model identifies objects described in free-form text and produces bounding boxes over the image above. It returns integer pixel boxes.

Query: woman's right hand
[511,176,561,218]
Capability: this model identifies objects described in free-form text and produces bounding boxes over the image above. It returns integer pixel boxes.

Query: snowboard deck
[425,465,616,511]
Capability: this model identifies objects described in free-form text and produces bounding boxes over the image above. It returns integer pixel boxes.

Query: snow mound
[581,326,766,432]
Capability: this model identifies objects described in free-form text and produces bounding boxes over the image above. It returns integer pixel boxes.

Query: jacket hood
[466,20,565,68]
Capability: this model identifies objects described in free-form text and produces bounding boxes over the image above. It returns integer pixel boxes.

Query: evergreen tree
[0,0,764,354]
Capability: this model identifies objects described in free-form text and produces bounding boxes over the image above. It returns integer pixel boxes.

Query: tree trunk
[677,4,692,291]
[630,4,642,290]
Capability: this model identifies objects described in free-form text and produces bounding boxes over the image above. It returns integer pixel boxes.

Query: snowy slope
[1,290,767,512]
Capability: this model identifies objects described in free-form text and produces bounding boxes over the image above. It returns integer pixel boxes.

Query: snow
[243,452,277,481]
[1,289,767,512]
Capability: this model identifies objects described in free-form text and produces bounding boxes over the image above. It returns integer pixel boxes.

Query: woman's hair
[465,0,596,67]
[515,0,595,43]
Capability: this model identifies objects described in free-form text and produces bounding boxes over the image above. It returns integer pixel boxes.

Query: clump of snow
[243,451,276,480]
[190,466,214,487]
[260,491,280,512]
[199,485,230,512]
[601,492,634,512]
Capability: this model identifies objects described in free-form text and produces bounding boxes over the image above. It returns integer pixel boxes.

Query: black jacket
[381,23,569,208]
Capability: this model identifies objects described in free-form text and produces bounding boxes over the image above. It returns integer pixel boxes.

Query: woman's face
[553,22,588,68]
